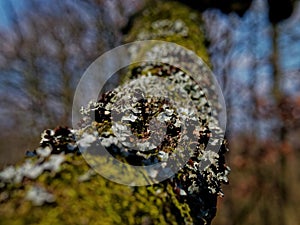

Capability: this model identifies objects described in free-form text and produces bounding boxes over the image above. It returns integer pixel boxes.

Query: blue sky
[0,1,10,28]
[0,0,27,29]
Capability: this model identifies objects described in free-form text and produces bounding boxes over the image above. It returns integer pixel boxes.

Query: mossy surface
[124,1,210,65]
[0,154,192,225]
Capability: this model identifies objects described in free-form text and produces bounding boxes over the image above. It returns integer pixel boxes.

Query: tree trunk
[0,1,228,225]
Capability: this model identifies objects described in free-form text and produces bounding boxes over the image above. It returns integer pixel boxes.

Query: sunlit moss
[0,153,197,224]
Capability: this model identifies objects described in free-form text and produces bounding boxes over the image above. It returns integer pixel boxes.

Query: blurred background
[0,0,299,224]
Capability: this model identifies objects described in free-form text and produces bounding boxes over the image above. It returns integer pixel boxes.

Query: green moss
[0,154,193,225]
[119,1,211,85]
[125,1,210,65]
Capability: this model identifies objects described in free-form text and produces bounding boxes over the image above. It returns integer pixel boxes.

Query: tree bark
[0,1,228,225]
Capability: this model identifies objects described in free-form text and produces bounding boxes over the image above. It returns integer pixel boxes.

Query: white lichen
[25,186,55,206]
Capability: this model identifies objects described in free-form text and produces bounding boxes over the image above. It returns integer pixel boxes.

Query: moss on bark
[0,154,190,225]
[124,1,210,65]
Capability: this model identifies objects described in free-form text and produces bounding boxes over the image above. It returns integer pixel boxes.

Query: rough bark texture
[0,1,228,225]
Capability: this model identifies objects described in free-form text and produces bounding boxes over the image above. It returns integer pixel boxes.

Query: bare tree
[0,0,121,166]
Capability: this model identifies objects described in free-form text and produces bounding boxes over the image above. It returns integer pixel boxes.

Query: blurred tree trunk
[270,23,288,225]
